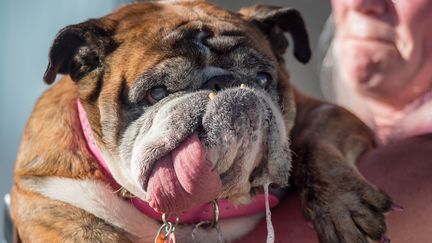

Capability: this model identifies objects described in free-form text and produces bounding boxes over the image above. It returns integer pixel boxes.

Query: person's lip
[343,34,395,45]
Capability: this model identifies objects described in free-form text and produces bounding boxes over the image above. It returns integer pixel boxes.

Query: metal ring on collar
[210,200,219,228]
[162,213,180,226]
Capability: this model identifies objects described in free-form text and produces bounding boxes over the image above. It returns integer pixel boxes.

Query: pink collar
[76,99,280,224]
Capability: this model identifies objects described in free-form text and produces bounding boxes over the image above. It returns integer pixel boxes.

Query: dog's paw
[300,167,393,243]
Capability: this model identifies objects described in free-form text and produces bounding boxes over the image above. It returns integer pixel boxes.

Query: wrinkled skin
[329,0,432,143]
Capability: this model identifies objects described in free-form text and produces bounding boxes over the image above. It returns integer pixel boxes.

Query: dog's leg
[290,91,392,243]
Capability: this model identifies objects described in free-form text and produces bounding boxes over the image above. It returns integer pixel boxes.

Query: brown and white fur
[11,1,392,242]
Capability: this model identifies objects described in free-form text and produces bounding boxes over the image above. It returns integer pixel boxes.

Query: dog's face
[43,0,310,213]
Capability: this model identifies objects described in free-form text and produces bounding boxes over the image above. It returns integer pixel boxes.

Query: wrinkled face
[332,0,432,107]
[44,1,310,213]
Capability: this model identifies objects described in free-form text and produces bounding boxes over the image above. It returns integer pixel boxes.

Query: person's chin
[337,38,415,106]
[339,39,399,83]
[341,61,407,106]
[341,63,382,90]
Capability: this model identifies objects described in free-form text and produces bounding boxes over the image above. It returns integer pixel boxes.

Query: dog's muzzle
[123,86,291,213]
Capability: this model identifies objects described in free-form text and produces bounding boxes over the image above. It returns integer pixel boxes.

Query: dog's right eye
[147,86,168,104]
[255,72,272,89]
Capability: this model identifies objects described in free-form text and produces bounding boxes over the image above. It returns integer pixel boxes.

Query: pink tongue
[147,132,222,213]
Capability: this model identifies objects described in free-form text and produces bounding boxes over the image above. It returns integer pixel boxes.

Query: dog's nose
[202,74,235,91]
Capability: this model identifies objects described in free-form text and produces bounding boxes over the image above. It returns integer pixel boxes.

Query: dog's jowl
[10,1,392,242]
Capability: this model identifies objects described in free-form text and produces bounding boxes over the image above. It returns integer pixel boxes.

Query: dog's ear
[239,5,311,63]
[43,19,117,85]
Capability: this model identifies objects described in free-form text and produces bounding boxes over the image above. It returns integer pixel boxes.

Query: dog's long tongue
[147,133,222,213]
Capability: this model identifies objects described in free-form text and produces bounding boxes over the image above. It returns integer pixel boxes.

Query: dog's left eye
[147,86,168,104]
[255,72,272,89]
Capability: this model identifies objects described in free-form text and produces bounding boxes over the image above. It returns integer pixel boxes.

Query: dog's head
[43,0,310,213]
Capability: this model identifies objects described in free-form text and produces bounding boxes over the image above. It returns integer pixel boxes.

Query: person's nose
[345,0,388,16]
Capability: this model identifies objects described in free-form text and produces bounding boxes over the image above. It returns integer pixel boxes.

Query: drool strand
[264,181,275,243]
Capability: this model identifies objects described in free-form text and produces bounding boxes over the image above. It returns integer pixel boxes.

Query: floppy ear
[239,5,311,63]
[43,19,117,84]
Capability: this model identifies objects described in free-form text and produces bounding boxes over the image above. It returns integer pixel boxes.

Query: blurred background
[0,0,330,239]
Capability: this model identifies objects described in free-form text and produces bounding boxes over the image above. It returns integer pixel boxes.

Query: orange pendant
[155,232,176,243]
[155,232,165,243]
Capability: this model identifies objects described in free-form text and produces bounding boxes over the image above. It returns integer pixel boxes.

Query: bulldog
[10,1,393,242]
